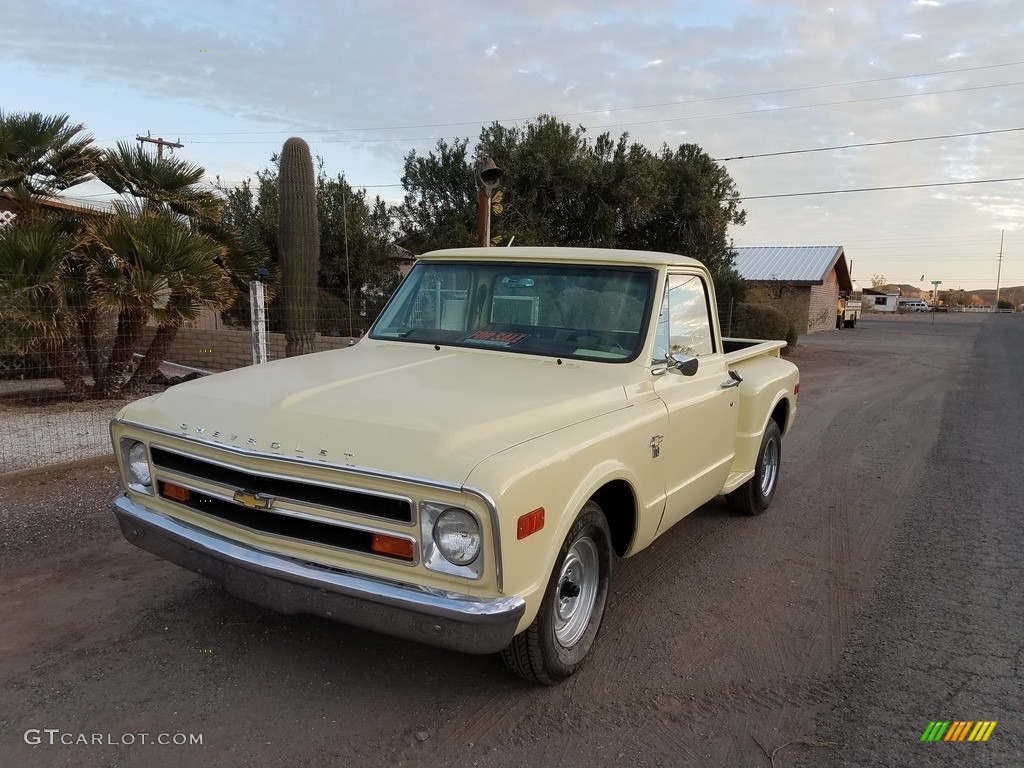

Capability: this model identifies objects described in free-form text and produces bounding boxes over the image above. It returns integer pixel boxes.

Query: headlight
[432,508,481,565]
[125,440,152,487]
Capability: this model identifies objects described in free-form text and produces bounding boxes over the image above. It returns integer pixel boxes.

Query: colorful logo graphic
[920,721,997,742]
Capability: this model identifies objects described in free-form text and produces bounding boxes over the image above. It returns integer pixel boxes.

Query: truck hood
[121,340,633,484]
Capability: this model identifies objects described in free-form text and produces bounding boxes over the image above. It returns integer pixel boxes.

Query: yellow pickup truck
[110,247,799,684]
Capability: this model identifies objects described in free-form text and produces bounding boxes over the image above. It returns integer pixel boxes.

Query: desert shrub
[745,284,808,335]
[735,302,796,355]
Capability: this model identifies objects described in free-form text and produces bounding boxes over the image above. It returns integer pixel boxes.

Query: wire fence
[0,287,752,475]
[0,291,391,474]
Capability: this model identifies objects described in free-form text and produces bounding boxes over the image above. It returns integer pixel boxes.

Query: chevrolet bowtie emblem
[232,490,273,510]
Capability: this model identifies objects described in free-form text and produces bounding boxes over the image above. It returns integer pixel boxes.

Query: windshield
[371,261,656,362]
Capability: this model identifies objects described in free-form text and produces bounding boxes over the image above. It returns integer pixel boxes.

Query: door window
[653,274,715,363]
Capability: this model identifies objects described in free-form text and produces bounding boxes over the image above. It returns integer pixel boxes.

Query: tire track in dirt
[775,361,951,678]
[589,512,738,683]
[424,687,544,757]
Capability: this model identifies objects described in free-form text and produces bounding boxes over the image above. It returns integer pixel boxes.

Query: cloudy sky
[4,0,1023,291]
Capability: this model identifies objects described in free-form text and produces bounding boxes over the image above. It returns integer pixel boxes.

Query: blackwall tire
[727,420,782,516]
[501,501,613,685]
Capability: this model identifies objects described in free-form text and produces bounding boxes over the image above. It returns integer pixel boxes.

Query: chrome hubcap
[554,537,600,648]
[759,437,779,497]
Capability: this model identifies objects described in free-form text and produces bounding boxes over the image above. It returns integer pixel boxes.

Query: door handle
[720,370,743,389]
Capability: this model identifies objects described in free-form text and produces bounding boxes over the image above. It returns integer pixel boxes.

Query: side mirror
[668,352,699,376]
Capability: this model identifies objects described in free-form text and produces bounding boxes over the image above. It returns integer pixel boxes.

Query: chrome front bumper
[113,495,525,654]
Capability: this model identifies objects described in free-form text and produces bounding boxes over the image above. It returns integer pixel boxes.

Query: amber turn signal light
[159,481,191,503]
[371,534,415,561]
[517,507,545,540]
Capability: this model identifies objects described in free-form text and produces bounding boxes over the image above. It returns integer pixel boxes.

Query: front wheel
[727,420,782,515]
[501,501,613,684]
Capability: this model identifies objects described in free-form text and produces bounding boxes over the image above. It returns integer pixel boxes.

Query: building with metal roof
[0,191,116,225]
[732,245,854,333]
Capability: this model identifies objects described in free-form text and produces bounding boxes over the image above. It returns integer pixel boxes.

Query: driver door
[652,272,739,535]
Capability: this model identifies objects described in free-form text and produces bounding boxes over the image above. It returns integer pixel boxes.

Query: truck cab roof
[421,247,706,271]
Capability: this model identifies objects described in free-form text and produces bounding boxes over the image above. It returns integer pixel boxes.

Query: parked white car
[897,299,930,312]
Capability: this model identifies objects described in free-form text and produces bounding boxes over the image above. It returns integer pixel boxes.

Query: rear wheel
[501,501,613,684]
[727,420,782,515]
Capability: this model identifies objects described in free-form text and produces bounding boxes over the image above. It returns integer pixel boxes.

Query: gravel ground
[0,380,126,474]
[0,363,210,474]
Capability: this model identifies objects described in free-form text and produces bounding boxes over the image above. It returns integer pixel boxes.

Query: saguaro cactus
[278,137,320,357]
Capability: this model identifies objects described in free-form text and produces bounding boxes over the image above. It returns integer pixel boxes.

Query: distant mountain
[877,283,923,296]
[965,286,1024,307]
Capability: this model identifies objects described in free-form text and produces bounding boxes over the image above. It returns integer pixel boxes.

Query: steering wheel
[567,330,622,350]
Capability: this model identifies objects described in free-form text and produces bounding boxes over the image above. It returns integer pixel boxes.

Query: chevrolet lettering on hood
[177,423,330,459]
[110,246,799,685]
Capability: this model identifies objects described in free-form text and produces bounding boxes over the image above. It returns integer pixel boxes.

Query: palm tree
[0,111,102,209]
[0,111,101,398]
[98,142,222,221]
[0,217,88,398]
[94,143,254,395]
[124,212,232,393]
[84,204,232,398]
[1,113,258,399]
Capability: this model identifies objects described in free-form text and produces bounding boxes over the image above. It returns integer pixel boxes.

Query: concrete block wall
[808,283,841,333]
[143,327,355,373]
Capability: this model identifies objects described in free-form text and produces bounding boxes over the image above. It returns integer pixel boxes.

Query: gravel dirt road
[1,314,1020,767]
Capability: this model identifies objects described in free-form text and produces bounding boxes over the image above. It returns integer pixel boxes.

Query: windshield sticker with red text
[460,330,529,347]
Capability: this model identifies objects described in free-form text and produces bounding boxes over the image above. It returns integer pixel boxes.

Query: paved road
[794,314,1024,767]
[0,313,1020,767]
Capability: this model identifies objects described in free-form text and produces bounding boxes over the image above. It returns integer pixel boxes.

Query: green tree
[98,142,222,221]
[0,218,88,396]
[83,204,230,396]
[0,112,241,399]
[477,116,619,247]
[629,143,746,279]
[0,111,102,398]
[398,115,747,295]
[0,111,102,208]
[395,137,476,253]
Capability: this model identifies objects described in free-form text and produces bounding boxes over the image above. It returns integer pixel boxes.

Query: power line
[716,127,1024,161]
[738,176,1024,200]
[166,60,1024,137]
[185,80,1024,147]
[599,81,1024,130]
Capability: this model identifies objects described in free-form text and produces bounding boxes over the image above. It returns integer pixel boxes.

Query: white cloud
[0,0,1021,286]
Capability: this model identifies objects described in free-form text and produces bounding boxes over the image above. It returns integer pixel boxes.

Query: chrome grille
[149,446,414,524]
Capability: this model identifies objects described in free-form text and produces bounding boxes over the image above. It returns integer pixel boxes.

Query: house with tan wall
[732,245,854,333]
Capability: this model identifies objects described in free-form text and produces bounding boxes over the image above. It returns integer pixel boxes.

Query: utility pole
[995,229,1004,309]
[136,132,183,161]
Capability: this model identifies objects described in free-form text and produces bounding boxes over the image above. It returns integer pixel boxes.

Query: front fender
[465,399,668,632]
